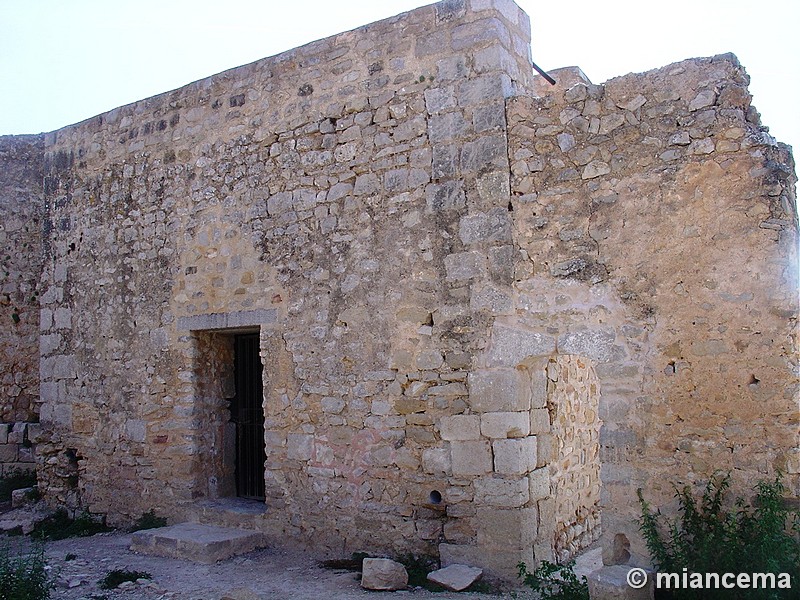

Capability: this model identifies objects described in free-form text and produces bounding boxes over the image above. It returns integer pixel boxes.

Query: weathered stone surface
[480,412,530,438]
[1,0,794,587]
[130,523,265,564]
[361,558,408,591]
[468,369,532,412]
[587,566,654,599]
[427,564,483,591]
[451,441,493,476]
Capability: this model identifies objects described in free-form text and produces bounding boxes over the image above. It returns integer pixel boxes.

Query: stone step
[194,497,270,531]
[130,522,265,563]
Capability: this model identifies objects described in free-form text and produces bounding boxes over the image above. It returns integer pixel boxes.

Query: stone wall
[5,0,795,580]
[548,355,601,562]
[507,55,798,566]
[0,135,44,423]
[35,0,542,569]
[0,422,38,475]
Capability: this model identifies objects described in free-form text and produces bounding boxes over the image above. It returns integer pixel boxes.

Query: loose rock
[427,564,483,591]
[361,558,409,591]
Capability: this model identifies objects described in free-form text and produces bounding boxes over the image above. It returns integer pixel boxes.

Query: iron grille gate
[232,333,266,500]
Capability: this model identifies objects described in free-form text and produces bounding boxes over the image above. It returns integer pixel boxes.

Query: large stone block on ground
[130,522,264,563]
[427,564,483,591]
[361,558,408,590]
[587,566,654,600]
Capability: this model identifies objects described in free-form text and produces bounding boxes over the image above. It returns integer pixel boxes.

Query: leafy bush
[0,541,55,600]
[31,509,113,541]
[129,510,166,532]
[98,569,151,590]
[0,470,36,502]
[518,560,589,600]
[638,473,800,599]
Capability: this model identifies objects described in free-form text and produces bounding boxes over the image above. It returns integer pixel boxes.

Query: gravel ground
[5,530,541,600]
[2,501,601,600]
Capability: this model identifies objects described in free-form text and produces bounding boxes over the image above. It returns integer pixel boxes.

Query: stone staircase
[130,498,269,563]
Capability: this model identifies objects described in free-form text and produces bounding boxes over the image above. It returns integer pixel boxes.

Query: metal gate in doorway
[232,333,266,500]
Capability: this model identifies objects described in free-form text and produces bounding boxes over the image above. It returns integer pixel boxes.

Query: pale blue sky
[0,0,797,152]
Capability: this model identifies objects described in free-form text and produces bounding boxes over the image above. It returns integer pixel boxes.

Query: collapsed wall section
[507,55,798,566]
[0,135,44,424]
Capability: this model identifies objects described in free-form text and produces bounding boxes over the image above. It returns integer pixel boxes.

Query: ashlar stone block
[528,467,550,500]
[480,411,530,438]
[439,414,481,440]
[450,440,492,476]
[468,368,531,412]
[492,437,537,475]
[474,476,530,507]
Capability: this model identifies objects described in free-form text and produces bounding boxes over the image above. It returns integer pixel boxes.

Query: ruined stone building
[0,0,797,579]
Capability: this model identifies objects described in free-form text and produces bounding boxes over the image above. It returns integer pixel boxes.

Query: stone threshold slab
[130,522,265,564]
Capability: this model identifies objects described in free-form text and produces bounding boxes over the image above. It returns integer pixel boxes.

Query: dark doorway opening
[231,333,266,500]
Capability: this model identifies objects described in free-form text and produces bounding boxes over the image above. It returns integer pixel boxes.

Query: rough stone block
[286,433,313,461]
[427,564,483,591]
[528,467,550,500]
[530,408,550,434]
[473,103,506,133]
[444,251,484,281]
[480,412,530,438]
[485,323,556,367]
[428,111,471,143]
[0,424,9,444]
[476,506,537,550]
[474,476,529,507]
[458,208,512,245]
[361,558,408,591]
[587,566,654,599]
[439,543,483,568]
[468,368,531,412]
[0,444,18,462]
[426,180,466,211]
[474,44,519,78]
[422,448,451,475]
[558,328,624,363]
[460,134,508,173]
[439,414,481,440]
[8,423,28,444]
[450,441,493,476]
[492,437,537,475]
[130,523,264,564]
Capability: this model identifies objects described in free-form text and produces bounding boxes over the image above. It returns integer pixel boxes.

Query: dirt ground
[4,529,533,600]
[2,502,602,600]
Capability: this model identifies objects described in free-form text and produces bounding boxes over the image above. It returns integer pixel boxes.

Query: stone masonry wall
[0,135,44,423]
[10,0,796,580]
[547,355,601,561]
[0,422,38,476]
[507,55,798,566]
[35,0,544,569]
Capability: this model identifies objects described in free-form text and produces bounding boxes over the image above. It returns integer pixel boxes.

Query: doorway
[231,333,266,500]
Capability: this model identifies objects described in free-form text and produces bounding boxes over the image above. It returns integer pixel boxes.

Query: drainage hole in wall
[748,374,760,387]
[664,361,676,375]
[429,490,442,504]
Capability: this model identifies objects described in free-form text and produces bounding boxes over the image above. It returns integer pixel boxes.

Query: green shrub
[98,569,151,590]
[0,470,36,502]
[395,553,441,591]
[31,509,113,541]
[518,560,590,600]
[0,541,55,600]
[129,510,166,532]
[638,473,800,599]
